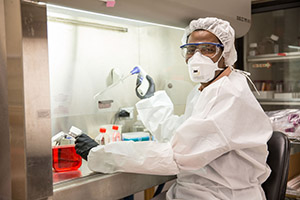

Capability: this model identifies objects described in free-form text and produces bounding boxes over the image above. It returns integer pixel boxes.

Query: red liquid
[52,145,82,172]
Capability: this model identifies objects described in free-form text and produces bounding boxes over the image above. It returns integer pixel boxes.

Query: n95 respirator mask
[187,52,223,83]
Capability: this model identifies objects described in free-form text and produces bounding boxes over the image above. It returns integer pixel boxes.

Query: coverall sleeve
[87,140,179,175]
[171,117,230,170]
[136,91,186,142]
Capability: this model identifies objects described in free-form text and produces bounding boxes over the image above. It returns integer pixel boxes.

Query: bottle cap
[112,125,119,130]
[270,34,279,41]
[69,126,83,138]
[99,128,106,133]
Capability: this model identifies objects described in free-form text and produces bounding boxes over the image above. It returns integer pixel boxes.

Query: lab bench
[52,162,176,200]
[290,141,300,155]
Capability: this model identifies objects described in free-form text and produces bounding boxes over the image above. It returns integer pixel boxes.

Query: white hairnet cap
[182,17,237,66]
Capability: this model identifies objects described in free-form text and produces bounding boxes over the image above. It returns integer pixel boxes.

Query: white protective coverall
[88,67,273,200]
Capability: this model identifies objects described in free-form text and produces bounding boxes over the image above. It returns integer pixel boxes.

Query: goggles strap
[229,66,260,96]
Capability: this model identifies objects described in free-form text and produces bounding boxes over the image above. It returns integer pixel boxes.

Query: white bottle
[132,115,145,132]
[112,125,121,142]
[270,34,279,53]
[95,128,109,145]
[249,43,258,56]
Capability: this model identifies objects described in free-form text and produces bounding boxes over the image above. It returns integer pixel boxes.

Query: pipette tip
[130,66,140,75]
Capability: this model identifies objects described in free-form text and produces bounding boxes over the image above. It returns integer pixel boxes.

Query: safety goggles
[180,42,224,58]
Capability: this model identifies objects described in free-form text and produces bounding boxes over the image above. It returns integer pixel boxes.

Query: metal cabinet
[244,3,300,198]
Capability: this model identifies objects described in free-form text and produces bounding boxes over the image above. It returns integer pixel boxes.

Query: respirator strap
[209,53,226,82]
[210,67,227,83]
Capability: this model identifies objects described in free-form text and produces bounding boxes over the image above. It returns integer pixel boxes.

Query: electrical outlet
[119,107,134,119]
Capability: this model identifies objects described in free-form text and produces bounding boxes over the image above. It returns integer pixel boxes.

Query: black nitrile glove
[75,133,98,161]
[135,75,155,99]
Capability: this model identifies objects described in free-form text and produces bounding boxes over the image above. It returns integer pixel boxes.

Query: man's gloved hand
[135,75,155,99]
[75,133,98,161]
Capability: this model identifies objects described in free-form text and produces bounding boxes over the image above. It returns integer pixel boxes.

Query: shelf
[247,52,300,62]
[286,188,300,198]
[257,98,300,106]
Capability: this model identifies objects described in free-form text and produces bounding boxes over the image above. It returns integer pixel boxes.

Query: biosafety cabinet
[244,1,300,199]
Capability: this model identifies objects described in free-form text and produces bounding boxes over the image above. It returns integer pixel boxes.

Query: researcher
[75,17,273,200]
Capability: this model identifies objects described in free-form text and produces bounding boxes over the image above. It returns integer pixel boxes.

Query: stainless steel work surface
[53,172,176,200]
[53,160,93,184]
